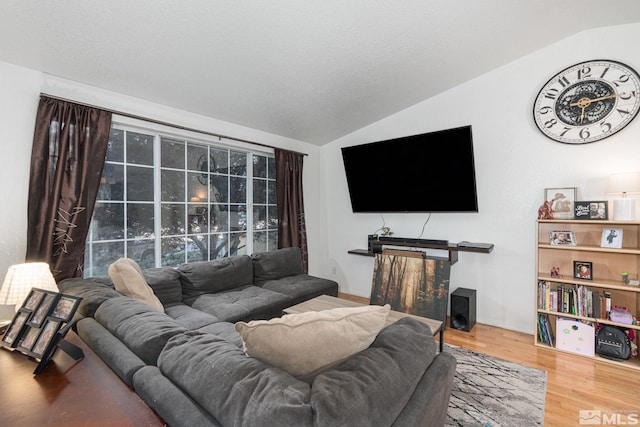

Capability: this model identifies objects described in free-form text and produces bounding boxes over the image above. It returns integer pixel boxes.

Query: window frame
[84,116,277,277]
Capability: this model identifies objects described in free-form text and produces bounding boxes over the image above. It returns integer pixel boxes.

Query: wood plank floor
[445,322,640,427]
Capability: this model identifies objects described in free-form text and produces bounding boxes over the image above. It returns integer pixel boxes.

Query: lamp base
[613,199,637,221]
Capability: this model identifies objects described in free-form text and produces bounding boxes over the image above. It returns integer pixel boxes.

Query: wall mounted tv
[341,125,478,213]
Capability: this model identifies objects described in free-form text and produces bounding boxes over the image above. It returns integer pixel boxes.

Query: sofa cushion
[251,247,304,283]
[57,277,120,318]
[178,255,253,302]
[158,331,313,427]
[108,258,164,312]
[143,267,183,307]
[312,317,438,426]
[235,304,390,380]
[95,297,186,365]
[258,274,338,305]
[164,304,221,329]
[189,285,292,323]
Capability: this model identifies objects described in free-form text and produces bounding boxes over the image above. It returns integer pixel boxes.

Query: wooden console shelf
[348,239,494,265]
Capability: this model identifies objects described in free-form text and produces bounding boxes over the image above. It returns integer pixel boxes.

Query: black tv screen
[341,125,478,213]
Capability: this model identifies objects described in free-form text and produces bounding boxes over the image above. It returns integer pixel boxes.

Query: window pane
[268,205,278,229]
[230,205,246,232]
[187,235,208,263]
[161,169,185,201]
[91,202,124,240]
[188,205,208,233]
[210,175,228,203]
[161,138,185,169]
[187,172,208,202]
[211,204,228,232]
[253,205,266,231]
[128,239,155,268]
[230,151,247,176]
[211,148,228,174]
[98,164,124,201]
[127,203,154,238]
[230,176,246,204]
[253,155,267,178]
[160,237,187,266]
[86,241,124,277]
[253,178,266,204]
[188,144,208,172]
[127,166,154,201]
[267,156,275,179]
[127,131,154,165]
[267,180,276,204]
[161,204,185,236]
[253,231,268,253]
[107,129,124,162]
[268,231,277,251]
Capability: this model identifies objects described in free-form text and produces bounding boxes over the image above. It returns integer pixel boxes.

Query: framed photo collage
[1,288,81,362]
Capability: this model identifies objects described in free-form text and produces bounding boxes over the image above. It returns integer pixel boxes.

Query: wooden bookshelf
[535,219,640,370]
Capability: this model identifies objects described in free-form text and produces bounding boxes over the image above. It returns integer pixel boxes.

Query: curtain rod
[40,93,308,157]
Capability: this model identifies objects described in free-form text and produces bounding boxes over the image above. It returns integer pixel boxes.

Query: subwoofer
[450,288,476,332]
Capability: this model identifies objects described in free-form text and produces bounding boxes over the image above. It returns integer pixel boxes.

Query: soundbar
[377,236,449,246]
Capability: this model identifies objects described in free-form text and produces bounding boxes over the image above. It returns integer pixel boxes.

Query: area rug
[444,344,547,427]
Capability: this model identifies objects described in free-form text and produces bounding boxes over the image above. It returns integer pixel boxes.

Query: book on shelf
[538,280,611,321]
[537,313,554,345]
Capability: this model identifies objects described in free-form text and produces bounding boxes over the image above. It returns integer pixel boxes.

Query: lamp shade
[606,172,640,196]
[607,172,640,221]
[0,263,58,311]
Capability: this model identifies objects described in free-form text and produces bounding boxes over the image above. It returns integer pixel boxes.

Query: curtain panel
[274,148,308,272]
[26,96,112,280]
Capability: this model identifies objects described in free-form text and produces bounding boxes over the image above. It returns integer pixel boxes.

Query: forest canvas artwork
[370,249,451,322]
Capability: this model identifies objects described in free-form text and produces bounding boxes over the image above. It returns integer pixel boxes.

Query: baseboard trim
[337,292,369,305]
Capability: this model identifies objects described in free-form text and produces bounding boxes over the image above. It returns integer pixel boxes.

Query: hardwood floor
[445,322,640,427]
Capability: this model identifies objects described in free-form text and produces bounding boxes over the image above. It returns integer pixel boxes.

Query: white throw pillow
[108,258,164,312]
[235,304,390,380]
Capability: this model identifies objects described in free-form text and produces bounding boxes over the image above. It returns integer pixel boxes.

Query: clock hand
[570,93,619,107]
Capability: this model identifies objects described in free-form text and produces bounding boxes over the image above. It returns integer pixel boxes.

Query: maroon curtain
[275,148,308,272]
[26,96,112,280]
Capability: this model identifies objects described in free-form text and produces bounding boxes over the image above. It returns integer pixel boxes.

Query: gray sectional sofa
[58,247,457,427]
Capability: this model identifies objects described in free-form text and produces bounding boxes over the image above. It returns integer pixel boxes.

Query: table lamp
[0,262,58,312]
[606,172,640,220]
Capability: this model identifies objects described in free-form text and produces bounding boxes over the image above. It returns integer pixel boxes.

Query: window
[84,124,277,277]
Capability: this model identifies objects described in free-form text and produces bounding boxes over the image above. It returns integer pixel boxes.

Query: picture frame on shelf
[27,292,59,328]
[1,311,30,347]
[29,318,62,359]
[549,230,576,246]
[545,187,577,219]
[16,326,40,353]
[574,201,608,220]
[574,261,593,280]
[22,289,45,311]
[51,295,81,322]
[601,228,623,249]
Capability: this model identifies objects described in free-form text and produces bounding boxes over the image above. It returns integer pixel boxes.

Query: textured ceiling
[2,1,640,145]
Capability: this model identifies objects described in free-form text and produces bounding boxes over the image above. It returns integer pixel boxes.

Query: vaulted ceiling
[2,1,640,145]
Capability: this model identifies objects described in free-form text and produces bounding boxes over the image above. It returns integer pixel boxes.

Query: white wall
[3,23,640,334]
[0,63,327,306]
[322,23,640,334]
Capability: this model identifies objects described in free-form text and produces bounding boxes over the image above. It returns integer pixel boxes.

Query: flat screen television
[341,125,478,213]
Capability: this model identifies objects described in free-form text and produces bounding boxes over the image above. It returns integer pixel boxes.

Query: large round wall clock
[533,59,640,144]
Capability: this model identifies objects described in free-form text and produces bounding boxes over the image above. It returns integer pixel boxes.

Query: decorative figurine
[538,200,554,220]
[551,266,560,277]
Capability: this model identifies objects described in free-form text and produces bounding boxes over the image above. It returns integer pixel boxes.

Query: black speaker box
[450,287,476,332]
